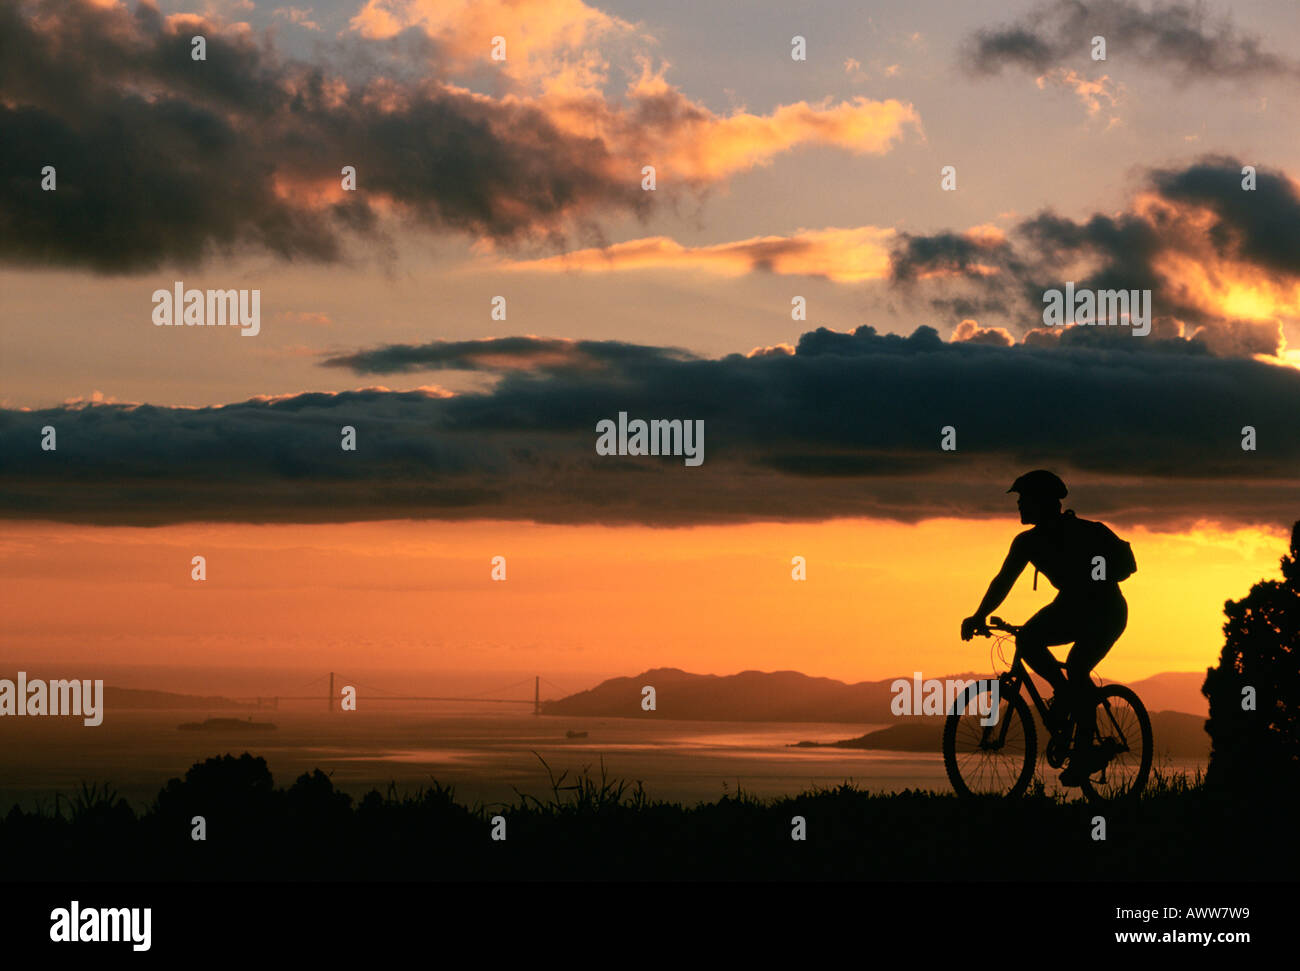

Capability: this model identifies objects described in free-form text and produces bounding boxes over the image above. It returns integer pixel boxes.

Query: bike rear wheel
[1080,684,1153,803]
[943,680,1037,797]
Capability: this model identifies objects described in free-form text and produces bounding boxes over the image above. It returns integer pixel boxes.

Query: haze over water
[0,702,1207,813]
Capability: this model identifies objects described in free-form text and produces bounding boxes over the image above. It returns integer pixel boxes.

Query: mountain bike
[942,616,1153,802]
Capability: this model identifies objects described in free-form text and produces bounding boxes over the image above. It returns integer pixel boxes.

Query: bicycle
[942,616,1153,802]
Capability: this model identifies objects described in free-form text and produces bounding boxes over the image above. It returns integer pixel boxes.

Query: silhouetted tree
[285,769,353,825]
[153,753,278,843]
[1203,520,1300,791]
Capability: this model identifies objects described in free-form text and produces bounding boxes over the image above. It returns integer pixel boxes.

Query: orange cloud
[349,0,639,91]
[351,2,920,184]
[747,343,797,358]
[534,58,920,181]
[1156,250,1300,322]
[951,319,1013,346]
[61,390,138,408]
[499,227,897,282]
[1125,190,1300,356]
[1035,68,1121,118]
[644,94,920,182]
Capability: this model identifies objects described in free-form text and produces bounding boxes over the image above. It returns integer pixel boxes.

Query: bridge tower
[534,675,540,716]
[328,671,334,713]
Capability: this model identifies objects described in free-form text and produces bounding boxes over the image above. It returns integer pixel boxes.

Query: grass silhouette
[1,752,1293,881]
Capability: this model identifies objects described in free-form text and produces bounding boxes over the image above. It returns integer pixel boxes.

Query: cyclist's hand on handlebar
[961,615,989,641]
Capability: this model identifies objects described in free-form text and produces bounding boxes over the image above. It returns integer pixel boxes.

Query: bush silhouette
[1203,520,1300,792]
[2,753,1298,879]
[286,769,353,819]
[153,753,278,856]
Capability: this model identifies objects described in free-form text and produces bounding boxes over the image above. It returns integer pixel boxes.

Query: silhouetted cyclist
[960,470,1135,786]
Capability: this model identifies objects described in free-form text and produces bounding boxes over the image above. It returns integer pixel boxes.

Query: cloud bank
[3,328,1297,529]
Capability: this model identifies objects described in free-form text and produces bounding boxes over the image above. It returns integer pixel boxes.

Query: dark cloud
[889,231,1021,283]
[2,327,1297,530]
[0,0,648,273]
[1149,158,1300,278]
[889,156,1299,356]
[964,0,1300,81]
[966,27,1055,74]
[322,337,698,376]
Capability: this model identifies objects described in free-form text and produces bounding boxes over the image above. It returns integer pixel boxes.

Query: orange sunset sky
[0,517,1288,690]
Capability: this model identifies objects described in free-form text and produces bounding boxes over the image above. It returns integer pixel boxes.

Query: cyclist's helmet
[1008,469,1067,499]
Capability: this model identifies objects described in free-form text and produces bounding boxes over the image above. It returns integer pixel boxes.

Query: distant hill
[793,721,946,751]
[1123,672,1209,718]
[542,667,1209,723]
[543,667,971,723]
[105,687,254,710]
[798,710,1209,759]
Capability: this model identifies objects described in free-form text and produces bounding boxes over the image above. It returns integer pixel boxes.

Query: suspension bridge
[233,673,575,714]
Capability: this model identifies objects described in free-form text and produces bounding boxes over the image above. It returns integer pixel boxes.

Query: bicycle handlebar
[981,616,1020,634]
[974,618,1069,670]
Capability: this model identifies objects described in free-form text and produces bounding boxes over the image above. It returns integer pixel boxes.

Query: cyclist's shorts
[1021,588,1127,664]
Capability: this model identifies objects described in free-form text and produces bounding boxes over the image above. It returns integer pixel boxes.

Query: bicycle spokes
[944,685,1037,797]
[1081,688,1152,801]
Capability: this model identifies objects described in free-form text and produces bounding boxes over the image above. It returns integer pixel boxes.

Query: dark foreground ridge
[1,753,1294,881]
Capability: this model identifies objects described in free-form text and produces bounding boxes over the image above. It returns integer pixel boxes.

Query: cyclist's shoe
[1058,744,1109,786]
[1058,761,1087,787]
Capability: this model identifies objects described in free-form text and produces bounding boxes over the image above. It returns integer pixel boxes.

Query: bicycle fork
[973,675,1014,748]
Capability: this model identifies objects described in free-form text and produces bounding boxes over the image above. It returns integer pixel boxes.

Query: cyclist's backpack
[1072,512,1137,583]
[1031,512,1138,590]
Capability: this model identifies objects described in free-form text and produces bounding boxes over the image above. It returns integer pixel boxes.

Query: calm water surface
[0,705,1206,811]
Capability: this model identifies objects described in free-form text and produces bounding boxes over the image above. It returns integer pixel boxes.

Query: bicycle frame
[979,620,1131,760]
[974,650,1053,749]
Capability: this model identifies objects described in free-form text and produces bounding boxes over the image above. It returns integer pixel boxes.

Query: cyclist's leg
[1064,593,1128,751]
[1016,599,1074,704]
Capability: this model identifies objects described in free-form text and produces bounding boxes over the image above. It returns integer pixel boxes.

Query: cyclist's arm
[971,535,1030,620]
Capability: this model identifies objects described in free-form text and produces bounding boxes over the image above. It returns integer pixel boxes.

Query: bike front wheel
[943,679,1038,798]
[1080,684,1153,803]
